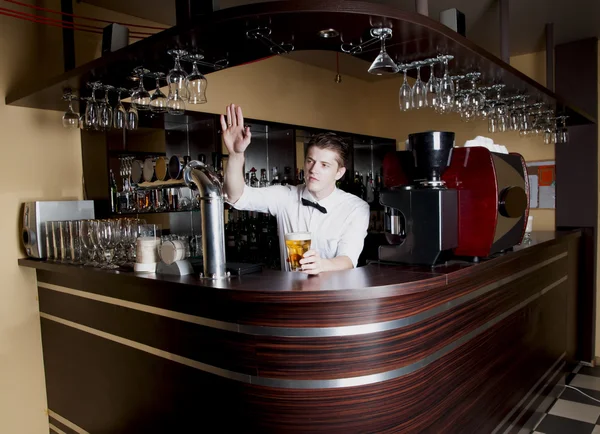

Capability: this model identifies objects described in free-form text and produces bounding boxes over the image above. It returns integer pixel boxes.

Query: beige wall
[1,3,82,433]
[0,2,164,433]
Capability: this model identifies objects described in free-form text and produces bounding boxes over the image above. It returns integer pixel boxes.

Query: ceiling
[82,0,600,67]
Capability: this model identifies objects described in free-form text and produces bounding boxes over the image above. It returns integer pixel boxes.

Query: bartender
[222,103,369,274]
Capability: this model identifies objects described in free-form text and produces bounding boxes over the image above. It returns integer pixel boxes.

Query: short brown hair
[306,133,349,168]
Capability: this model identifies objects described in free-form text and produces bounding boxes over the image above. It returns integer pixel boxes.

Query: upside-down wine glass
[85,82,102,130]
[149,72,168,113]
[131,67,151,111]
[398,67,411,111]
[411,61,427,109]
[367,28,399,75]
[62,95,80,129]
[185,54,208,104]
[114,88,128,129]
[167,49,190,115]
[98,85,114,131]
[426,59,440,109]
[437,55,455,114]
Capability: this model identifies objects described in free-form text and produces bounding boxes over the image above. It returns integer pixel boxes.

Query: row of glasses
[63,84,139,131]
[45,218,147,269]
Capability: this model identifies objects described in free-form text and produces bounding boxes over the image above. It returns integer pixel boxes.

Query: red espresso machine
[379,131,529,265]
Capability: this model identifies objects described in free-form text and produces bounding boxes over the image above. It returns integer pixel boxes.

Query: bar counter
[20,231,581,433]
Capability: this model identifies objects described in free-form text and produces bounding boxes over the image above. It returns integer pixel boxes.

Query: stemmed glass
[425,59,440,109]
[97,220,119,269]
[98,85,114,130]
[149,72,168,113]
[398,67,411,111]
[167,49,190,115]
[451,75,466,115]
[493,87,509,132]
[558,116,569,143]
[62,95,80,129]
[131,67,151,110]
[437,55,455,113]
[185,54,208,104]
[411,61,427,109]
[113,88,129,129]
[367,28,399,75]
[462,72,486,122]
[81,220,98,266]
[85,82,102,130]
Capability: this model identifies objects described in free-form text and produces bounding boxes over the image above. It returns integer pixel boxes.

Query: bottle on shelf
[281,167,293,186]
[245,171,250,186]
[296,169,305,185]
[225,210,236,260]
[271,167,281,185]
[109,169,118,213]
[237,211,249,259]
[259,168,269,188]
[249,167,259,188]
[366,171,375,203]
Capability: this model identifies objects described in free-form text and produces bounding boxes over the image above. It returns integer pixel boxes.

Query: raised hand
[220,104,252,156]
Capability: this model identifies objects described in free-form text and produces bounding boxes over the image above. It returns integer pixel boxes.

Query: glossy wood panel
[25,233,579,432]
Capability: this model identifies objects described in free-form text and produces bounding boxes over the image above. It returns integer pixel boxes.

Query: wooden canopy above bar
[5,0,595,125]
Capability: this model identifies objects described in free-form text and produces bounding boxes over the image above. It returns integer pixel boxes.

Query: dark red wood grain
[20,232,580,433]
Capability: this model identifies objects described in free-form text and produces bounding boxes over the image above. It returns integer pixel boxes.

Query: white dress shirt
[231,184,370,270]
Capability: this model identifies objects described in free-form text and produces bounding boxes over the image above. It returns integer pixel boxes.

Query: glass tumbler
[69,220,83,265]
[59,221,71,263]
[44,221,54,260]
[51,221,62,261]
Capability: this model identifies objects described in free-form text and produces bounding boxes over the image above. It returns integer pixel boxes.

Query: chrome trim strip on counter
[48,410,89,434]
[37,252,568,338]
[40,275,568,390]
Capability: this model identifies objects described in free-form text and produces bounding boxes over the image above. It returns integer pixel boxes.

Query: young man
[221,103,369,275]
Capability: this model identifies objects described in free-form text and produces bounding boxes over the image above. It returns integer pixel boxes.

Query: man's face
[304,146,346,196]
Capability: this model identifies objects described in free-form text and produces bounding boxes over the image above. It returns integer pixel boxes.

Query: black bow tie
[302,198,327,214]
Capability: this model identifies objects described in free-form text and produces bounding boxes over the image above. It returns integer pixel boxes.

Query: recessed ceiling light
[318,28,339,38]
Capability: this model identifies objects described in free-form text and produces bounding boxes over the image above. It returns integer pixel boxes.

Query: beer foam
[284,232,311,241]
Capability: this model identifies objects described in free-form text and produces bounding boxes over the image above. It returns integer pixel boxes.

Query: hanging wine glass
[149,72,168,113]
[131,67,151,110]
[62,95,80,129]
[492,85,508,132]
[559,116,569,143]
[452,75,467,115]
[464,72,486,119]
[167,49,190,101]
[85,82,102,130]
[367,28,399,75]
[114,88,128,129]
[426,59,440,109]
[437,55,455,114]
[411,61,427,109]
[123,86,138,131]
[185,53,208,104]
[98,85,114,130]
[398,67,411,111]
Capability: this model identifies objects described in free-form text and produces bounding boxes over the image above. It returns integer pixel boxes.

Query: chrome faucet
[183,160,228,279]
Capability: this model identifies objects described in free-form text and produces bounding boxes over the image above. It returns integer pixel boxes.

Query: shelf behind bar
[5,0,596,126]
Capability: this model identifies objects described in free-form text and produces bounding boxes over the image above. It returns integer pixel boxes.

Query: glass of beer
[284,232,312,271]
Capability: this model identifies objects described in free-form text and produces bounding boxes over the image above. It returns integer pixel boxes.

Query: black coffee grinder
[378,131,458,265]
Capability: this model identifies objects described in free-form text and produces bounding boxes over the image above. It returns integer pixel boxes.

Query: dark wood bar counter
[19,231,581,433]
